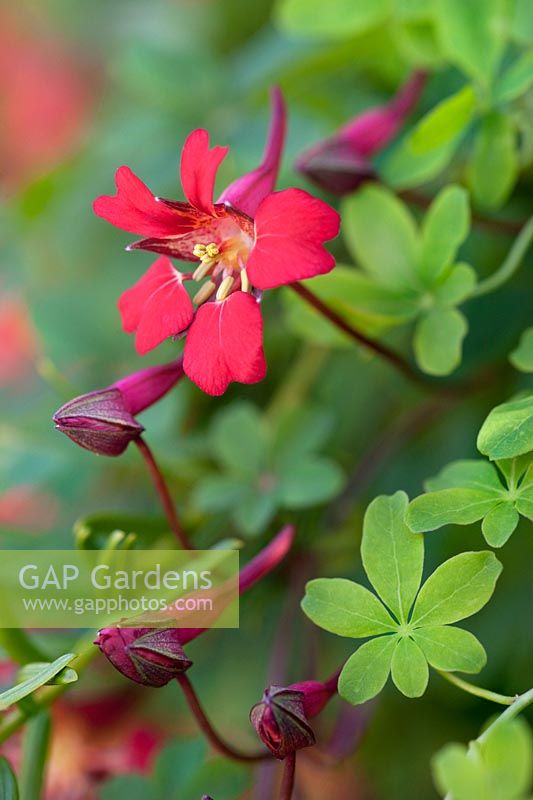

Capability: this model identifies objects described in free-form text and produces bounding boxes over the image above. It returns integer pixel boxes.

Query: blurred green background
[0,0,532,798]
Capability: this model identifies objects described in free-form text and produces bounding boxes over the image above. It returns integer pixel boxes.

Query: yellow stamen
[193,243,207,258]
[193,280,216,305]
[193,261,214,281]
[216,275,235,301]
[205,242,220,258]
[240,268,250,293]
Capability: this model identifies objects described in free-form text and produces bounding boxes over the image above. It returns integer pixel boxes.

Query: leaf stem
[290,282,427,388]
[438,670,515,705]
[279,752,296,800]
[176,673,271,763]
[472,215,533,297]
[134,437,192,549]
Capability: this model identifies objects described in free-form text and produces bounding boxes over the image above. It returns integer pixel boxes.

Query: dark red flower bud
[53,358,183,456]
[295,71,426,195]
[250,685,315,759]
[95,627,192,687]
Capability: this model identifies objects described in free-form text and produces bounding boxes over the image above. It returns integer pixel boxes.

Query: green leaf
[411,551,502,626]
[342,186,419,289]
[232,489,278,537]
[414,307,468,375]
[512,0,533,44]
[380,131,460,189]
[433,0,506,84]
[302,578,397,638]
[17,664,78,687]
[154,739,206,799]
[210,403,267,474]
[481,502,520,547]
[278,457,344,508]
[19,712,50,800]
[433,718,533,800]
[390,636,429,697]
[433,743,486,799]
[272,407,333,466]
[0,757,19,800]
[276,0,391,39]
[477,395,533,460]
[420,186,470,282]
[517,485,533,521]
[481,717,533,798]
[510,328,533,373]
[74,513,170,550]
[407,489,501,531]
[0,654,76,711]
[469,113,519,210]
[192,476,250,513]
[183,757,251,800]
[426,459,505,492]
[338,635,397,704]
[413,625,487,673]
[432,263,477,306]
[408,85,476,155]
[494,50,533,103]
[361,492,423,623]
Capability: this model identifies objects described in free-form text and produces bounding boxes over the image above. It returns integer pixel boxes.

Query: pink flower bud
[250,686,315,760]
[250,671,338,759]
[295,71,426,195]
[53,357,183,456]
[95,627,192,687]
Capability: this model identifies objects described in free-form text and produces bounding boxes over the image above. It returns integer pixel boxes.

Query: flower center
[191,232,253,306]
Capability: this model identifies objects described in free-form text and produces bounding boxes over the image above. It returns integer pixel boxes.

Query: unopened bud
[95,627,193,687]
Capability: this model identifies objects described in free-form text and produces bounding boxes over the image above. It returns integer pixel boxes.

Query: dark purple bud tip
[250,685,316,760]
[95,627,193,687]
[295,139,376,195]
[53,388,144,457]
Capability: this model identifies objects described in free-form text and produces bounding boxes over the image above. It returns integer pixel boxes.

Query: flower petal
[93,166,195,237]
[183,292,266,396]
[180,129,228,214]
[218,87,286,217]
[246,188,340,290]
[118,257,194,355]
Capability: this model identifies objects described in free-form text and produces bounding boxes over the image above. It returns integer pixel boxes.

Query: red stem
[290,282,427,387]
[176,674,271,764]
[279,753,296,800]
[134,437,192,550]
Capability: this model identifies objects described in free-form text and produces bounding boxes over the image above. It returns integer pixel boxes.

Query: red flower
[94,89,340,395]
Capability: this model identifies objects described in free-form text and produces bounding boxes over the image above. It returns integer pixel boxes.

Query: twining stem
[290,282,426,387]
[477,686,533,745]
[135,437,192,550]
[279,753,296,800]
[176,674,271,764]
[472,215,533,297]
[438,671,515,706]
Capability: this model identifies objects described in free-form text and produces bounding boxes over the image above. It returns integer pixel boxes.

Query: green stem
[19,711,51,800]
[438,671,515,705]
[477,687,533,745]
[472,216,533,297]
[0,629,49,665]
[0,635,97,745]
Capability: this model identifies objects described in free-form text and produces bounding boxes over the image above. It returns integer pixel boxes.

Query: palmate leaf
[481,503,520,547]
[408,85,476,154]
[276,0,391,38]
[411,551,502,627]
[478,395,533,460]
[303,493,502,706]
[210,403,268,474]
[361,491,423,623]
[407,488,501,531]
[432,263,477,306]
